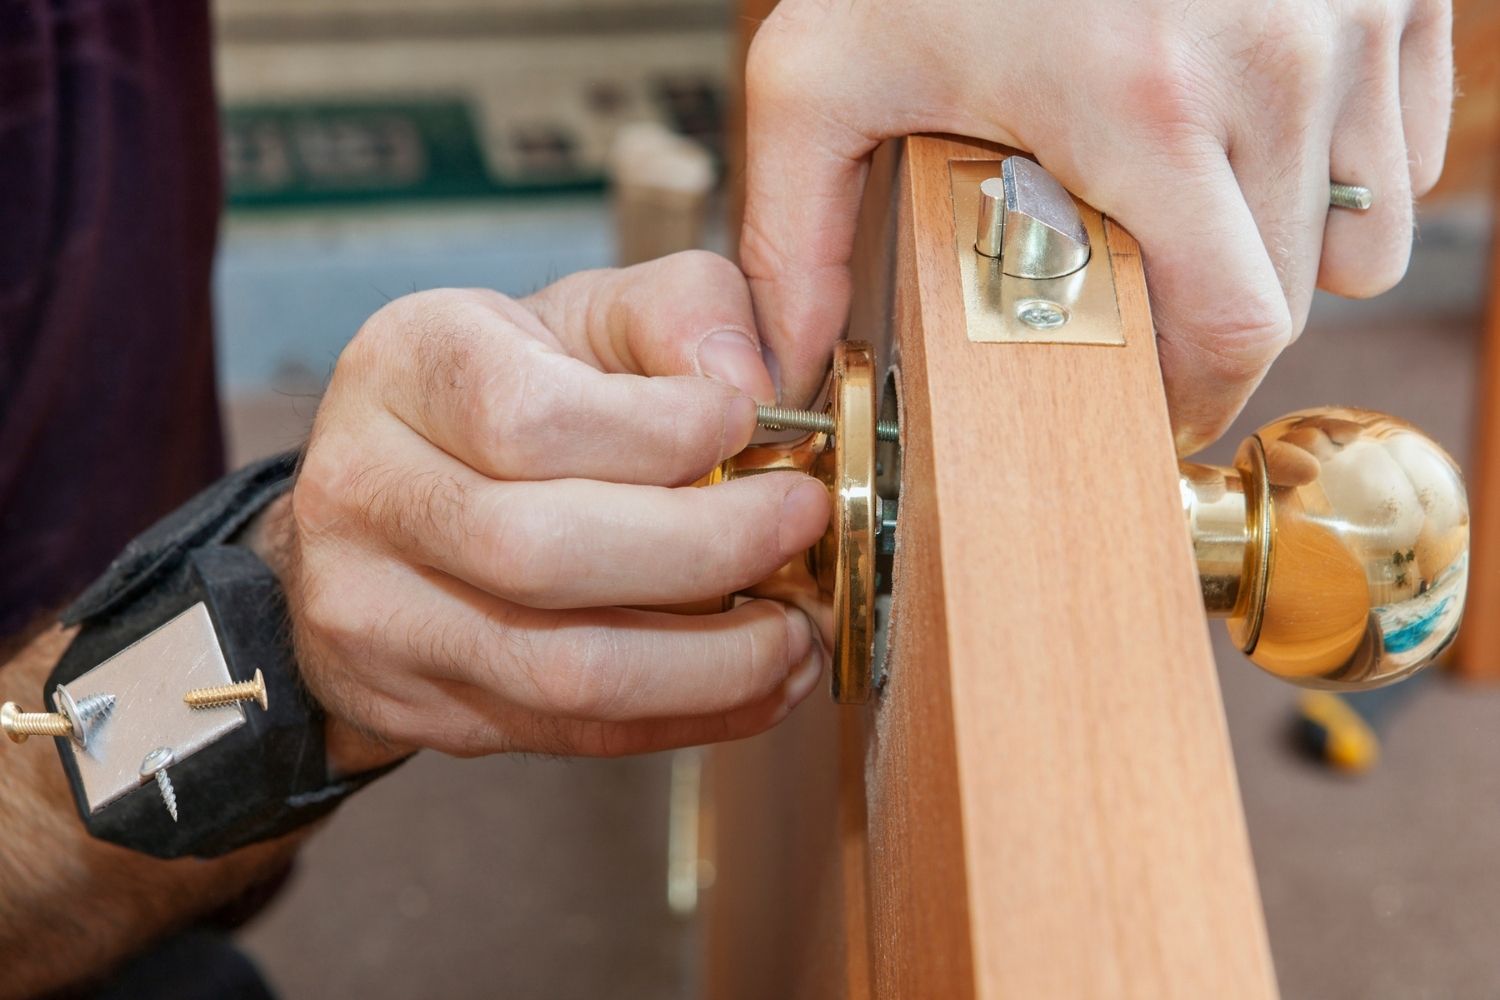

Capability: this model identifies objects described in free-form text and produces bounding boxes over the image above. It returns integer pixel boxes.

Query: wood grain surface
[850,134,1278,998]
[1455,137,1500,679]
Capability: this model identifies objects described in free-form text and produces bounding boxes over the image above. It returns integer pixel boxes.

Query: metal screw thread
[155,771,178,822]
[184,670,267,711]
[3,708,73,739]
[74,693,116,724]
[755,405,900,443]
[1329,183,1373,211]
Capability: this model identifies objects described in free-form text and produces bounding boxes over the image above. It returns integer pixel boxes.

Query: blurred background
[206,1,1500,997]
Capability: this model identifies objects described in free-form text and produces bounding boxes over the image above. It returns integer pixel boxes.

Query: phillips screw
[756,405,899,443]
[183,668,269,712]
[140,747,178,822]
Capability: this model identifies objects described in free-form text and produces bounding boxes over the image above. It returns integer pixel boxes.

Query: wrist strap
[62,450,300,628]
[48,452,401,859]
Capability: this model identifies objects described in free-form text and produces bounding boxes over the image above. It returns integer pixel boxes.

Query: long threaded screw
[756,405,900,443]
[1329,182,1373,211]
[140,747,178,822]
[183,669,268,711]
[1,702,74,743]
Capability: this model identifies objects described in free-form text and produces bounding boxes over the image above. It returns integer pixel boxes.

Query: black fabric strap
[62,451,300,628]
[48,453,402,858]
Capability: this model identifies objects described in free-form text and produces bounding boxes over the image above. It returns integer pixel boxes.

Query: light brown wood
[706,132,1278,998]
[861,134,1276,998]
[1453,131,1500,679]
[1429,0,1499,201]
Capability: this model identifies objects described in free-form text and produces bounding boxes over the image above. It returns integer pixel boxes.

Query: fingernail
[697,329,775,403]
[784,640,824,707]
[779,479,831,556]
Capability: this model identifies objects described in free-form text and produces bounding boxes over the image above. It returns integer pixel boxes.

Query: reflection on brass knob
[1183,409,1469,690]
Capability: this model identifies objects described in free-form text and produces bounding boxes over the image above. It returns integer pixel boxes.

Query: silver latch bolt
[974,157,1091,279]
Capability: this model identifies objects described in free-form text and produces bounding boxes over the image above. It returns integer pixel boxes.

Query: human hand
[266,252,832,770]
[741,0,1452,452]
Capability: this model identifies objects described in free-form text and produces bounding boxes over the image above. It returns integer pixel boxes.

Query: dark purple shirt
[0,0,224,637]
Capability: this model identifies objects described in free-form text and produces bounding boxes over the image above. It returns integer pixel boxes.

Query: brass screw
[183,669,268,711]
[3,689,117,747]
[756,405,900,443]
[1329,182,1373,211]
[1,702,74,743]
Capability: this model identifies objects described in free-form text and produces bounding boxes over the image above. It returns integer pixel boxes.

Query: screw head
[140,747,175,778]
[1,702,27,743]
[1016,299,1069,330]
[251,669,269,711]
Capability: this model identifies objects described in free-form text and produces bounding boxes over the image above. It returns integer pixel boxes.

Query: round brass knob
[1184,408,1469,690]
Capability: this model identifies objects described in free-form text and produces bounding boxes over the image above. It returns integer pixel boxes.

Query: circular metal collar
[830,342,877,703]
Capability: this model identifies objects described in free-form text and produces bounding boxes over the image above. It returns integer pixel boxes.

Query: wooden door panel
[708,134,1277,999]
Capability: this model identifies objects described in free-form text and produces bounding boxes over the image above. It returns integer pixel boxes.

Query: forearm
[0,622,306,998]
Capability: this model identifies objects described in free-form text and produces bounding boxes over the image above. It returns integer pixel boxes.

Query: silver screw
[756,405,900,443]
[54,686,116,750]
[1330,182,1373,211]
[140,747,178,822]
[1016,299,1068,330]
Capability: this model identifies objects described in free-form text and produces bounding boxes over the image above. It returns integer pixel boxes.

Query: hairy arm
[0,622,307,999]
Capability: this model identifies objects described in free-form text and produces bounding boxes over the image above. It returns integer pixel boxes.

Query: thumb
[739,29,877,407]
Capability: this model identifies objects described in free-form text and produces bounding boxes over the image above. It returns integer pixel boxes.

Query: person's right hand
[260,252,831,770]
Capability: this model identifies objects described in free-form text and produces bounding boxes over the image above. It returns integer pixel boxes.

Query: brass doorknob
[719,344,1469,700]
[1183,409,1468,690]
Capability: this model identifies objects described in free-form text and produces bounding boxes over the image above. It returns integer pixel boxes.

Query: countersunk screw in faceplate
[1016,299,1069,330]
[183,669,269,711]
[140,747,178,822]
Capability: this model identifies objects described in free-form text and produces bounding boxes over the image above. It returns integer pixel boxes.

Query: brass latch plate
[949,159,1126,346]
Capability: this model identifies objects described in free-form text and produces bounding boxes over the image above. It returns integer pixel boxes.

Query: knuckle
[659,248,741,291]
[479,356,570,468]
[655,390,730,479]
[1348,1,1403,58]
[292,438,360,537]
[296,580,372,658]
[391,469,473,549]
[1262,22,1336,97]
[1193,311,1292,383]
[736,210,793,284]
[1116,51,1220,154]
[543,624,632,720]
[486,495,564,607]
[719,485,793,579]
[745,15,809,105]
